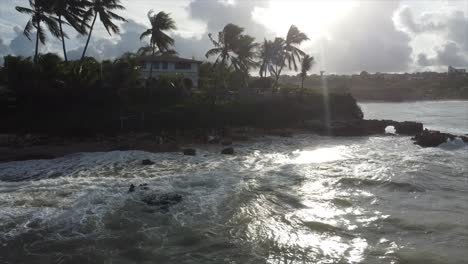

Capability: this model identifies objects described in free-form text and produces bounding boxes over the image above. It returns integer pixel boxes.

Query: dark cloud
[9,26,37,57]
[436,42,468,67]
[188,0,272,39]
[397,6,445,33]
[312,1,412,73]
[417,53,433,67]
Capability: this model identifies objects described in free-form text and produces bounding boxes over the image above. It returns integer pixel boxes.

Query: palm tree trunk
[301,75,304,89]
[58,15,68,62]
[34,22,40,64]
[149,45,155,79]
[81,13,97,61]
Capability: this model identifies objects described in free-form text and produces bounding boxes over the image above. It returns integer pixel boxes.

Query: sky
[0,0,467,74]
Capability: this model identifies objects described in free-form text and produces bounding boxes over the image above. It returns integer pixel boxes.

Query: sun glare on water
[253,0,357,40]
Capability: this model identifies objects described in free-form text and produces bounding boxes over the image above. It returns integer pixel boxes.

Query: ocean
[0,101,467,263]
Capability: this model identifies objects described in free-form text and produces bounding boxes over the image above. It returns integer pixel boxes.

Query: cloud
[311,1,412,73]
[68,19,147,60]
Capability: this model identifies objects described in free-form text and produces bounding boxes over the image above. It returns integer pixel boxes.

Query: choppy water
[0,101,467,264]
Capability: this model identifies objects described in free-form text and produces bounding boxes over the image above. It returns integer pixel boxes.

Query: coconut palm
[268,25,309,89]
[16,0,61,64]
[139,10,177,78]
[81,0,127,61]
[300,55,314,89]
[231,34,259,88]
[51,0,90,62]
[205,23,244,66]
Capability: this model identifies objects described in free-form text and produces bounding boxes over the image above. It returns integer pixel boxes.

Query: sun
[252,0,357,41]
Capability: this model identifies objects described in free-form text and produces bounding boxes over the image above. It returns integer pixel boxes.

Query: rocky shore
[0,119,466,163]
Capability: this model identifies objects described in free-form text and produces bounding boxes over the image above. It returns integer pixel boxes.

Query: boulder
[141,159,155,165]
[412,129,454,147]
[395,121,424,135]
[128,184,135,193]
[142,193,183,209]
[221,147,234,155]
[183,148,196,156]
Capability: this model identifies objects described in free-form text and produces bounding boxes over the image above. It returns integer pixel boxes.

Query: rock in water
[128,184,135,193]
[221,147,234,155]
[183,148,196,156]
[142,193,183,210]
[141,159,155,165]
[412,129,454,147]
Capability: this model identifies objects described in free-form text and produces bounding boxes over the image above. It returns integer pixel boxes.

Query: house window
[152,62,160,69]
[175,62,191,70]
[162,61,168,70]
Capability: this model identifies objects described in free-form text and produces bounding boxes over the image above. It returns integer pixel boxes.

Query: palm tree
[51,0,90,62]
[139,10,177,79]
[232,35,258,74]
[268,25,309,89]
[81,0,127,61]
[300,55,314,89]
[206,23,244,66]
[16,0,61,64]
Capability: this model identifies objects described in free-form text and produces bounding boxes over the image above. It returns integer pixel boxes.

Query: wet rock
[412,129,455,147]
[183,148,196,156]
[142,192,183,210]
[221,147,234,155]
[128,184,135,193]
[141,159,154,165]
[394,121,424,135]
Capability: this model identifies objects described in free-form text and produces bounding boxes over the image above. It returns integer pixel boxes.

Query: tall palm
[16,0,61,64]
[139,10,177,79]
[300,55,314,89]
[51,0,90,62]
[231,34,259,88]
[206,23,244,66]
[270,25,309,89]
[81,0,127,61]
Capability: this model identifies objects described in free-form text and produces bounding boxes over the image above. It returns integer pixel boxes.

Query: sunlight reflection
[292,146,346,164]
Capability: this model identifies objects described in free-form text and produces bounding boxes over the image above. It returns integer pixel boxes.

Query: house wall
[140,61,199,87]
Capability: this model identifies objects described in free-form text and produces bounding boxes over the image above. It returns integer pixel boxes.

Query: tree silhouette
[81,0,127,61]
[206,23,244,66]
[300,55,314,89]
[16,0,61,64]
[139,10,177,79]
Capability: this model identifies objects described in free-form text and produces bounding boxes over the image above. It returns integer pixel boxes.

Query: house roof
[139,55,202,64]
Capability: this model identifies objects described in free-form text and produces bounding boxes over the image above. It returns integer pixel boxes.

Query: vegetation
[81,0,127,60]
[300,55,314,89]
[140,10,177,79]
[1,2,365,136]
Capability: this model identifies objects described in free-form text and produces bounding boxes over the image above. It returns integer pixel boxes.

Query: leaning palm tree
[51,0,90,62]
[232,34,258,88]
[81,0,127,61]
[300,55,314,89]
[270,25,309,89]
[16,0,61,64]
[139,10,177,78]
[205,23,244,66]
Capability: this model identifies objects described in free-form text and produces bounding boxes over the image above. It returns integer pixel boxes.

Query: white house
[139,55,202,88]
[448,66,466,75]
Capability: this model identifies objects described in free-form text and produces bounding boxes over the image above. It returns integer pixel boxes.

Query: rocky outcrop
[412,129,455,147]
[141,159,154,165]
[221,147,234,155]
[128,183,183,211]
[304,119,423,137]
[183,148,196,156]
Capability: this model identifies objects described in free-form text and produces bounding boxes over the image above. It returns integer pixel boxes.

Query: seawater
[0,101,467,264]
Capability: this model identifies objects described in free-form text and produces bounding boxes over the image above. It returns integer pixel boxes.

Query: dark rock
[412,129,454,147]
[128,184,135,193]
[142,192,183,210]
[183,148,196,156]
[141,159,154,165]
[395,121,424,135]
[221,147,234,155]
